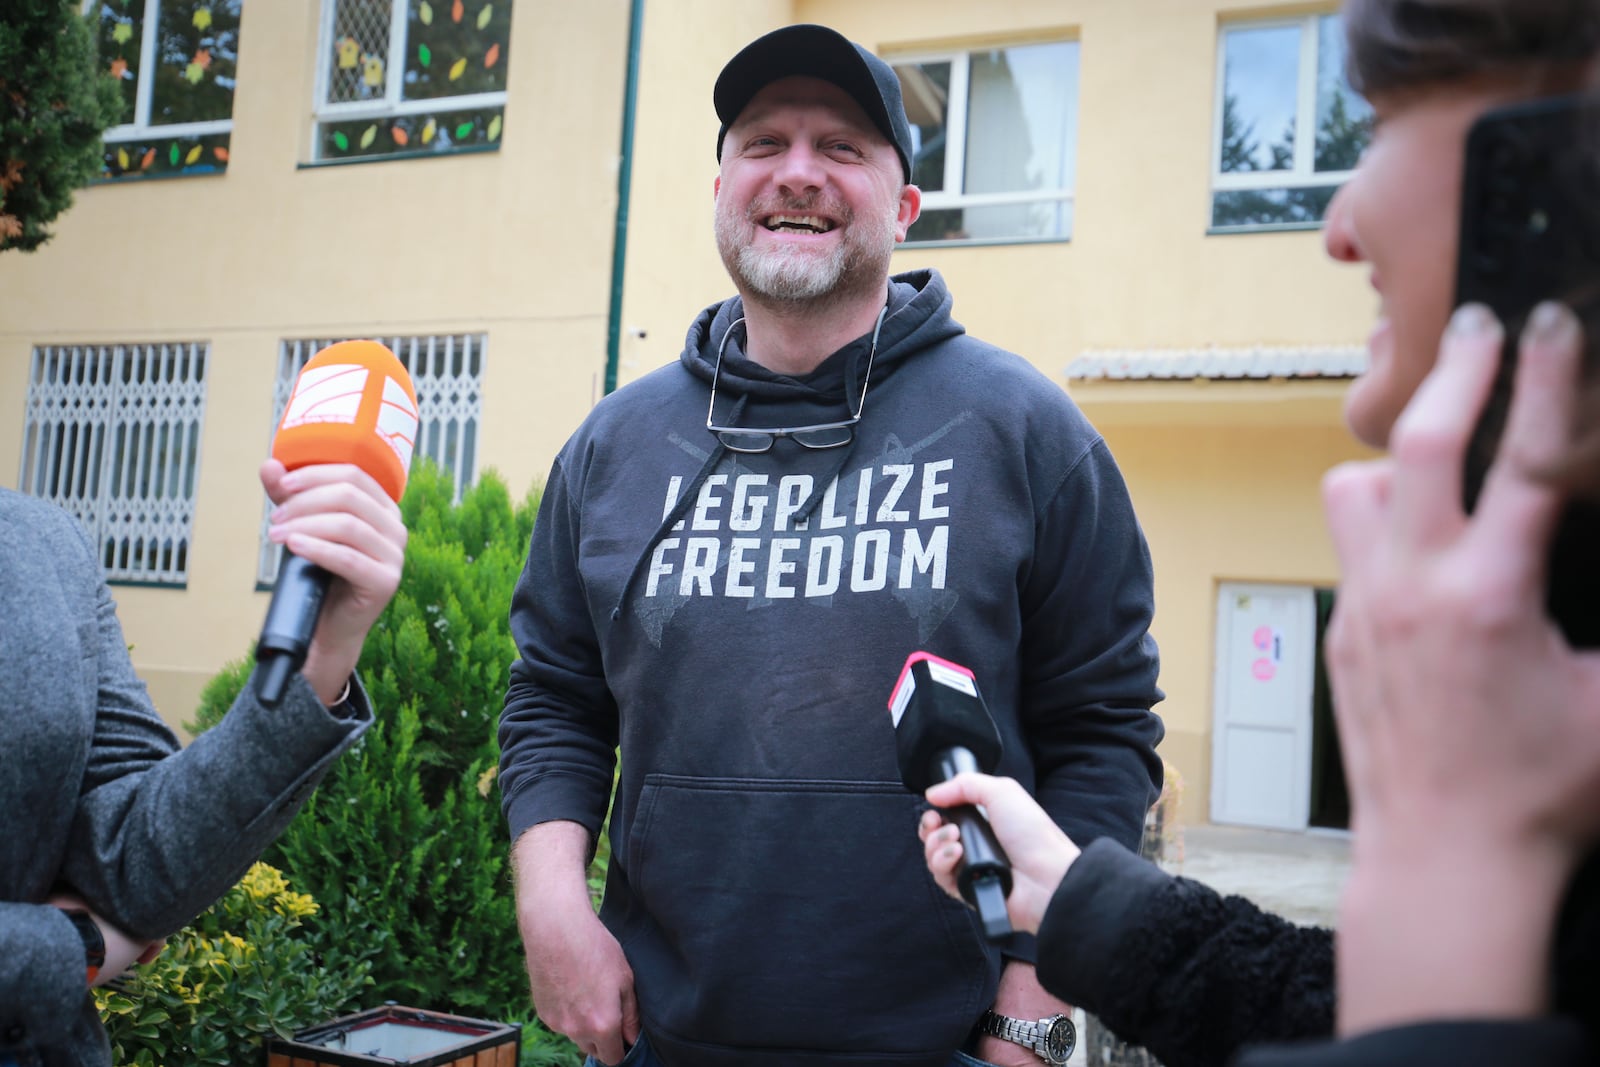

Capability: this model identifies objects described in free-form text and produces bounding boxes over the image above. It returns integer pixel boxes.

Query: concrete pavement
[1163,822,1352,928]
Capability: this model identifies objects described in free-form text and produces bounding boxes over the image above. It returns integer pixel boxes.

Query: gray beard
[715,196,897,309]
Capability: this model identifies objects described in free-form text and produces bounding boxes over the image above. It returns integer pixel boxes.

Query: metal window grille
[312,0,511,162]
[20,343,209,585]
[258,333,485,584]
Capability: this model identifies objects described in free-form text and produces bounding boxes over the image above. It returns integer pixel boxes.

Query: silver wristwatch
[980,1009,1076,1066]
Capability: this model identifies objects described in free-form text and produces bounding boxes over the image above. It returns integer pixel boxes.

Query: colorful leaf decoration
[420,1,432,24]
[359,125,378,149]
[422,118,437,144]
[169,143,180,165]
[418,43,431,67]
[185,61,205,84]
[195,49,212,70]
[484,42,499,68]
[185,144,203,165]
[214,146,229,162]
[477,4,492,29]
[393,125,410,147]
[117,148,130,170]
[455,120,474,140]
[193,6,212,30]
[141,148,155,169]
[332,130,350,151]
[449,57,467,81]
[487,114,501,141]
[110,58,127,79]
[112,21,133,44]
[451,0,463,23]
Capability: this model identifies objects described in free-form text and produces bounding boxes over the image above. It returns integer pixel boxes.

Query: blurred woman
[921,2,1600,1064]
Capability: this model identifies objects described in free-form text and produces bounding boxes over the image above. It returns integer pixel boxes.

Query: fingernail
[1449,303,1496,336]
[1526,301,1578,346]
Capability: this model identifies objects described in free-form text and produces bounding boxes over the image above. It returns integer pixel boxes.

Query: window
[892,40,1079,244]
[20,343,209,585]
[312,0,512,163]
[86,0,241,180]
[1211,14,1373,231]
[258,334,486,583]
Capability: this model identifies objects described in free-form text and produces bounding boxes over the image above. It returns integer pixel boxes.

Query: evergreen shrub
[93,863,369,1067]
[194,465,546,1018]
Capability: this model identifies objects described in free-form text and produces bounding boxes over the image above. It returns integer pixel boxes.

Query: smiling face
[1324,78,1548,447]
[714,76,920,310]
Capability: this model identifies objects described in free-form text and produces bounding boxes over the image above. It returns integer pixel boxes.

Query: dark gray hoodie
[500,268,1164,1067]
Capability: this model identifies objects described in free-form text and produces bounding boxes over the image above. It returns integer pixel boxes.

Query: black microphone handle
[254,547,332,708]
[932,747,1014,940]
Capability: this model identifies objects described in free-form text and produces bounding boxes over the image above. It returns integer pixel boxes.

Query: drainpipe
[603,0,646,396]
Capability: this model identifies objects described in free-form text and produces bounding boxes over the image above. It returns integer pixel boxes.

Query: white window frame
[82,0,235,144]
[20,342,209,586]
[310,0,508,159]
[893,42,1078,244]
[1210,14,1358,231]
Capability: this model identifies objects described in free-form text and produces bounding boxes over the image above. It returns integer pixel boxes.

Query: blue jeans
[584,1034,1001,1067]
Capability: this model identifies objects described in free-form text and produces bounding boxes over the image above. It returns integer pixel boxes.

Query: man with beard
[498,24,1165,1067]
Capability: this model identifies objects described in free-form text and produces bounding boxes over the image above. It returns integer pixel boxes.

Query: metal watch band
[980,1009,1073,1066]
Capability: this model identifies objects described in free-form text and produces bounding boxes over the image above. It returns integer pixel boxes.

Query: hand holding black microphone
[890,651,1086,938]
[889,652,1017,940]
[255,340,414,708]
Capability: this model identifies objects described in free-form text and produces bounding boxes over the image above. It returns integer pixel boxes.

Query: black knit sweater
[1034,838,1595,1067]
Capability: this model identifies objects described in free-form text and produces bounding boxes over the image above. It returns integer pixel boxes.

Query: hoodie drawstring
[609,395,746,622]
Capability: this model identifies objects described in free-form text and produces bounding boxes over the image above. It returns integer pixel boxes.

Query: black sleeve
[1036,839,1335,1067]
[1234,1018,1594,1067]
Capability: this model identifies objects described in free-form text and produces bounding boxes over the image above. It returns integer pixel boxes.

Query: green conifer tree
[0,1,120,251]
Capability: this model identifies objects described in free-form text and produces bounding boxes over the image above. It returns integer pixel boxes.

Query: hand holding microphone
[889,652,1016,940]
[256,341,414,708]
[918,774,1081,937]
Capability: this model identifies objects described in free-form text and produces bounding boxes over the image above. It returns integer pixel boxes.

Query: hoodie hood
[678,268,964,403]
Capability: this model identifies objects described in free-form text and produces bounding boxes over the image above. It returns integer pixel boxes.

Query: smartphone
[1457,92,1600,647]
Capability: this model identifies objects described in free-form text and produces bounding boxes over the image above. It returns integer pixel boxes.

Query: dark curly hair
[1343,0,1600,97]
[1345,0,1600,500]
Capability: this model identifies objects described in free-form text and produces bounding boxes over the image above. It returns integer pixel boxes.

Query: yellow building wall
[0,0,631,723]
[2,0,1382,825]
[1080,386,1381,820]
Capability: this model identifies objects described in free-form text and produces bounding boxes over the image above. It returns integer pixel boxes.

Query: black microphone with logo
[888,651,1013,941]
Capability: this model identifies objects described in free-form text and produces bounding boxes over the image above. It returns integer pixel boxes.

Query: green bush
[94,863,369,1067]
[192,465,599,1066]
[190,463,622,1065]
[0,1,122,252]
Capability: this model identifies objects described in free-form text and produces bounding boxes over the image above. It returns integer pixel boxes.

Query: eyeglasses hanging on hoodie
[706,302,889,454]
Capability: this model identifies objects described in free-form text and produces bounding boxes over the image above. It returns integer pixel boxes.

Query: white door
[1210,583,1316,830]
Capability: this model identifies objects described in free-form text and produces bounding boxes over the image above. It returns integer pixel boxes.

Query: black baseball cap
[713,24,915,183]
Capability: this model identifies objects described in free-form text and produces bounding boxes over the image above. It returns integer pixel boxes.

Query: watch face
[1044,1016,1076,1064]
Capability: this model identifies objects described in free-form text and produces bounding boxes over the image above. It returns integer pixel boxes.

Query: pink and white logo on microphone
[281,363,368,427]
[379,376,419,471]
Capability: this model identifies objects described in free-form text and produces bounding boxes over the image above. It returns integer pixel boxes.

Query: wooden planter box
[266,1005,520,1067]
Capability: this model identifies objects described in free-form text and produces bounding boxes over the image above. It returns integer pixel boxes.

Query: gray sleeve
[0,904,97,1058]
[59,568,371,939]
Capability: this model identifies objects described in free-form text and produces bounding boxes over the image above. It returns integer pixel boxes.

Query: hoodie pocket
[621,773,992,1056]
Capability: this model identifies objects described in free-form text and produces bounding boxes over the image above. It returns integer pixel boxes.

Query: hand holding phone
[1457,92,1600,646]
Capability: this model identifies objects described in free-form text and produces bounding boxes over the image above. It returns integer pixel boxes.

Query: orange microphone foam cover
[271,340,419,502]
